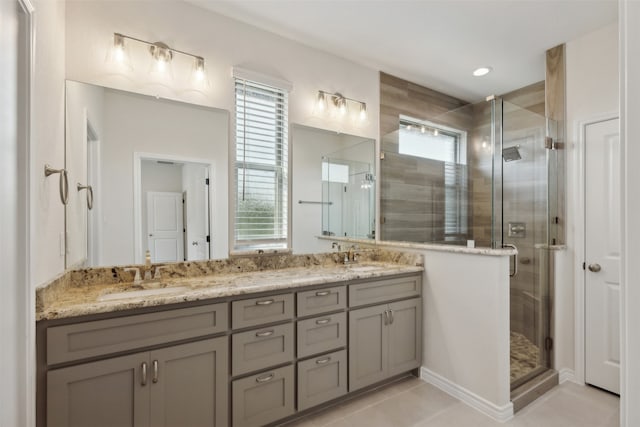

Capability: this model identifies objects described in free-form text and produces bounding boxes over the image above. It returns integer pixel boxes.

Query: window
[234,78,288,250]
[398,117,468,241]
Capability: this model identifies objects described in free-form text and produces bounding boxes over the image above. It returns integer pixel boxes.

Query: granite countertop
[36,250,423,321]
[316,236,518,256]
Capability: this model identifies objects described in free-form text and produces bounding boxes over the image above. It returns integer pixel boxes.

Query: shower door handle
[503,244,518,277]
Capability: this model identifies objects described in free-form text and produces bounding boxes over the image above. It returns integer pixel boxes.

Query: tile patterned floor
[510,331,540,382]
[281,376,619,427]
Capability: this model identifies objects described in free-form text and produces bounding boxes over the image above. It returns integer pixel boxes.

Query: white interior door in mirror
[64,80,229,268]
[147,192,184,263]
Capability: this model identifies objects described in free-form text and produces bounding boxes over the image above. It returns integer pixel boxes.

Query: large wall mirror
[291,125,375,254]
[65,80,229,268]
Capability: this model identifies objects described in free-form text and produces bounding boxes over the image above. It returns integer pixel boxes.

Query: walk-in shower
[380,94,561,402]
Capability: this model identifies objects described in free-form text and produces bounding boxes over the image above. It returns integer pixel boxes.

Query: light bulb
[406,124,413,131]
[148,42,174,84]
[433,128,439,136]
[190,57,209,89]
[106,33,132,71]
[338,98,347,116]
[421,126,426,134]
[359,103,367,121]
[317,92,327,112]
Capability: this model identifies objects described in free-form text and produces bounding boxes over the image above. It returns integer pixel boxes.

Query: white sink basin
[346,266,383,273]
[98,286,189,302]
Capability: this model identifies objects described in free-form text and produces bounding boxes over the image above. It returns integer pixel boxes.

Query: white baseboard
[420,367,514,423]
[559,368,578,384]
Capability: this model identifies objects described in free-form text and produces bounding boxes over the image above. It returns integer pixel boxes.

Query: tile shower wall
[379,72,470,243]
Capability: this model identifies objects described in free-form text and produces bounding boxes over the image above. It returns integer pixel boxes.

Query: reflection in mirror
[291,125,375,254]
[322,142,376,239]
[65,80,229,268]
[137,156,211,263]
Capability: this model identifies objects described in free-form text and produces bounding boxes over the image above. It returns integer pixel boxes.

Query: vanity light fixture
[316,90,367,122]
[109,32,209,87]
[472,66,493,77]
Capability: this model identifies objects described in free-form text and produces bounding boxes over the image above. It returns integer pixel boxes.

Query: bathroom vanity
[36,251,423,427]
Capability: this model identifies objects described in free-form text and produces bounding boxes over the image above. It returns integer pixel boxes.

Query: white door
[147,192,184,263]
[585,117,620,394]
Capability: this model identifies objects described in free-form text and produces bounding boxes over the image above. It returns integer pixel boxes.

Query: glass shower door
[493,99,555,388]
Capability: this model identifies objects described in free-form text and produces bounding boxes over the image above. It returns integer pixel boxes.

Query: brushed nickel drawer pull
[255,330,274,337]
[141,362,148,386]
[316,318,331,325]
[315,290,331,297]
[256,373,274,383]
[316,356,331,365]
[152,360,159,383]
[256,299,275,306]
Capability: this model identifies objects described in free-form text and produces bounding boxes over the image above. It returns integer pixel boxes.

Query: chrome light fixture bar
[316,90,367,121]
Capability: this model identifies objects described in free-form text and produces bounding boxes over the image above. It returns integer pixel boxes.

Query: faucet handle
[123,267,141,284]
[153,265,168,280]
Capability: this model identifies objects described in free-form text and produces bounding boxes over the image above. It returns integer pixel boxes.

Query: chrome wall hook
[44,164,69,205]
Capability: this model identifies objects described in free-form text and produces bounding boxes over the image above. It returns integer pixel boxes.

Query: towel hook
[77,183,94,210]
[44,164,69,205]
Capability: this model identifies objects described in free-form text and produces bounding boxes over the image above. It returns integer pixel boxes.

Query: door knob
[588,263,602,272]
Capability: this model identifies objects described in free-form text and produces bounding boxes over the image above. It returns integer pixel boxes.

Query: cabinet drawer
[297,349,347,411]
[47,303,228,365]
[232,323,294,376]
[349,275,421,307]
[232,364,295,427]
[297,285,346,317]
[232,293,293,330]
[297,312,346,358]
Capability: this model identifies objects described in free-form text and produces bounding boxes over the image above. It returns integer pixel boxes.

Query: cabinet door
[348,304,388,391]
[47,353,150,427]
[388,298,422,376]
[149,337,229,427]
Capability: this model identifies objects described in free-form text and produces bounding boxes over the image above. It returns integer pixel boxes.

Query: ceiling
[188,0,617,102]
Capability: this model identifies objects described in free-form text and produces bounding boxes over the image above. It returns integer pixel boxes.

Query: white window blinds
[234,78,289,249]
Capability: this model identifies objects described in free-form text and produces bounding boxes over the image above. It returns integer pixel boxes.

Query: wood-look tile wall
[379,72,470,243]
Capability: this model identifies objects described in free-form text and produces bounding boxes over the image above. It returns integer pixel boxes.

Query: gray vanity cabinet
[47,352,149,427]
[349,298,422,392]
[46,337,228,427]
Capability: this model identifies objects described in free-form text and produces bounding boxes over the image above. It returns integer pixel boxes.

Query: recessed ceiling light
[473,67,493,77]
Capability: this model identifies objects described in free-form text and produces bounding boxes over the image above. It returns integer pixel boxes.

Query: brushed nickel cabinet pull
[256,373,274,383]
[316,356,331,365]
[389,309,394,324]
[141,362,148,386]
[256,299,274,306]
[316,318,331,325]
[152,360,159,383]
[315,290,330,297]
[383,310,389,325]
[255,330,274,337]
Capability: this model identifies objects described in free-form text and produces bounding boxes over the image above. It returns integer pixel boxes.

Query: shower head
[503,146,522,162]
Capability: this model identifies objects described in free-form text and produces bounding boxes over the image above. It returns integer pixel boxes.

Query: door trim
[133,152,213,264]
[573,112,619,386]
